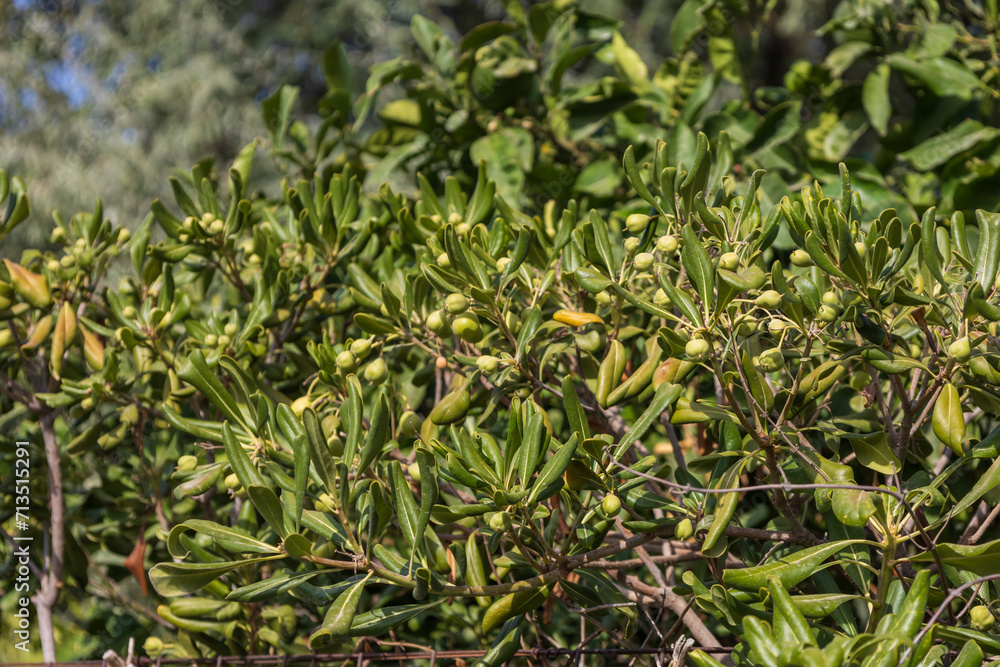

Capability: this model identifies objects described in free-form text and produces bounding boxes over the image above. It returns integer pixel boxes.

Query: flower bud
[448,212,463,225]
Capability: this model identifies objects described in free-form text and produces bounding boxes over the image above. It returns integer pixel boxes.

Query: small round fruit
[204,334,218,347]
[143,637,164,656]
[625,213,650,234]
[456,222,471,236]
[489,512,508,532]
[653,288,672,307]
[657,235,678,254]
[50,228,67,244]
[602,494,621,517]
[350,338,372,359]
[719,252,739,271]
[686,338,711,361]
[364,358,388,384]
[854,241,867,258]
[291,395,311,416]
[736,317,758,337]
[675,518,693,540]
[634,252,654,271]
[496,257,511,273]
[426,310,452,337]
[122,306,137,319]
[841,290,863,307]
[60,255,75,268]
[118,228,131,243]
[445,293,470,314]
[623,237,640,254]
[821,291,840,306]
[448,211,463,225]
[224,322,238,336]
[949,336,972,363]
[790,249,812,267]
[177,455,198,472]
[436,253,451,268]
[755,290,782,309]
[435,355,448,370]
[337,350,358,373]
[453,312,484,343]
[759,348,785,372]
[408,462,421,482]
[817,304,839,323]
[768,319,786,335]
[46,259,60,273]
[224,473,241,490]
[970,605,994,631]
[594,291,611,306]
[477,355,500,374]
[217,335,230,347]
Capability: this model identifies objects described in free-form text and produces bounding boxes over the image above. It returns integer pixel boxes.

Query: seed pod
[429,386,471,425]
[3,259,51,308]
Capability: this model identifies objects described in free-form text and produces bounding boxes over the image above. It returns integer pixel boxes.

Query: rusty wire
[5,645,734,667]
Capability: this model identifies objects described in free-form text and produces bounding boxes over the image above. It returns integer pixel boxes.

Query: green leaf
[562,376,590,440]
[226,570,323,603]
[389,460,421,556]
[528,437,577,504]
[912,538,1000,576]
[899,120,999,171]
[681,224,714,316]
[469,128,533,202]
[309,576,368,647]
[222,422,265,489]
[178,351,248,428]
[515,306,542,363]
[343,374,364,466]
[623,146,664,214]
[613,383,683,460]
[831,488,876,527]
[886,54,980,99]
[247,484,289,539]
[703,458,747,553]
[303,407,337,495]
[167,520,280,558]
[952,454,1000,516]
[841,431,901,475]
[348,600,444,637]
[933,383,966,456]
[260,85,299,150]
[150,558,280,597]
[722,540,865,591]
[862,64,891,136]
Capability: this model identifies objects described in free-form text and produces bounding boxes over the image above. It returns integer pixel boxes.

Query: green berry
[790,249,812,267]
[821,291,840,306]
[633,252,654,271]
[623,237,640,254]
[854,241,867,258]
[949,337,972,362]
[204,334,218,347]
[675,518,693,540]
[602,494,621,516]
[719,252,739,271]
[970,605,994,631]
[436,253,451,268]
[768,319,786,335]
[408,462,421,482]
[446,293,470,314]
[759,348,785,372]
[755,290,783,309]
[625,213,650,234]
[224,322,238,336]
[351,338,372,359]
[448,212,463,225]
[143,637,164,656]
[654,288,672,307]
[817,304,839,323]
[122,306,137,319]
[453,312,483,343]
[477,355,500,374]
[364,358,388,384]
[657,235,678,254]
[686,338,711,361]
[177,455,198,471]
[217,335,230,347]
[224,473,241,490]
[337,350,358,373]
[426,310,452,337]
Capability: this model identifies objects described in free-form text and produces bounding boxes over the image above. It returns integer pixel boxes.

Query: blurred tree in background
[1,0,826,255]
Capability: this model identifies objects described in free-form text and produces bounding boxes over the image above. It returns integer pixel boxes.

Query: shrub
[3,4,1000,665]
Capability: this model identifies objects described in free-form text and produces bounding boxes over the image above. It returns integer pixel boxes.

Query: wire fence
[6,645,735,667]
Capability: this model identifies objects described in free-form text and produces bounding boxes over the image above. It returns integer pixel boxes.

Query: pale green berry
[657,235,678,254]
[790,249,812,267]
[623,237,640,254]
[337,350,358,372]
[719,252,739,271]
[625,213,650,234]
[634,252,654,271]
